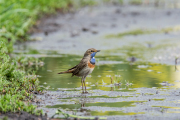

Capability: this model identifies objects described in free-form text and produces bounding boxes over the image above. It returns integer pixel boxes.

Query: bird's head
[84,48,100,57]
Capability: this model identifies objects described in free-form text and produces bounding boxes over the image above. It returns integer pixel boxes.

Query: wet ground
[14,3,180,120]
[33,56,180,120]
[0,112,47,120]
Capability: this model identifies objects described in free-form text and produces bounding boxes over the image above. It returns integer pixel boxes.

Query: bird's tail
[57,70,73,74]
[58,65,77,74]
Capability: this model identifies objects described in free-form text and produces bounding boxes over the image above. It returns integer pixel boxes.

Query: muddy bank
[14,4,180,64]
[34,87,180,120]
[0,112,47,120]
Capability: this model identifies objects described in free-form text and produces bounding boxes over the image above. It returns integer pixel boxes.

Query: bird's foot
[82,91,88,94]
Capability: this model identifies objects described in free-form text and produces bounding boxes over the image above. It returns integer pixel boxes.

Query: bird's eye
[91,50,93,52]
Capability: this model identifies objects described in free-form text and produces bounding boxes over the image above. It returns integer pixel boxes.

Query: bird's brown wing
[58,58,88,76]
[68,65,78,71]
[71,58,87,77]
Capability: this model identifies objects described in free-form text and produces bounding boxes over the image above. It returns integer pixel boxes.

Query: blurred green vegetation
[0,0,72,53]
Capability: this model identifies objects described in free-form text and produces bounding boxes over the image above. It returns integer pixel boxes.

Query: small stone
[82,27,89,32]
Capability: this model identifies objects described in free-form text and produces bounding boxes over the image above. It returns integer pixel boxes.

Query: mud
[34,87,180,120]
[0,111,47,120]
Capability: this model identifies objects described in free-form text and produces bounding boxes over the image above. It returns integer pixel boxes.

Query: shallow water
[34,55,180,118]
[37,55,180,90]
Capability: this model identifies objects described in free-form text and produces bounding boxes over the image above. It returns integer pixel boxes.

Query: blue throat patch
[90,52,97,64]
[90,57,95,64]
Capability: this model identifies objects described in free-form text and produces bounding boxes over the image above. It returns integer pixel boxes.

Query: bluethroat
[58,48,100,93]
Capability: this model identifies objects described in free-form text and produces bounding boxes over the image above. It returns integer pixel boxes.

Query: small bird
[58,48,100,93]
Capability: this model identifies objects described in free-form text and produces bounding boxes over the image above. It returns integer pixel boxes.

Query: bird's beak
[96,50,100,52]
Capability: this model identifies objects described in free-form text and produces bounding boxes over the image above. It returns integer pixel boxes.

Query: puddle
[36,56,180,90]
[47,101,137,109]
[88,95,133,98]
[22,44,180,119]
[32,55,180,119]
[47,100,146,116]
[91,111,145,116]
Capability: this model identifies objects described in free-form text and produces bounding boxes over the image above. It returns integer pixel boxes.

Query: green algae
[105,27,180,38]
[90,111,145,116]
[152,98,165,101]
[89,95,134,98]
[152,106,180,109]
[47,101,137,109]
[106,29,158,38]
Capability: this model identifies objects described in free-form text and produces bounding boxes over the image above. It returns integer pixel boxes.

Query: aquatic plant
[125,80,132,86]
[160,107,165,113]
[110,76,122,86]
[102,79,106,85]
[95,79,99,86]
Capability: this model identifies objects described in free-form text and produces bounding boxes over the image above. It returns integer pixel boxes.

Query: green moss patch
[0,40,43,115]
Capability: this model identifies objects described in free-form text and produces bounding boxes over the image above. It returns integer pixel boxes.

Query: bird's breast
[88,61,95,68]
[78,62,95,77]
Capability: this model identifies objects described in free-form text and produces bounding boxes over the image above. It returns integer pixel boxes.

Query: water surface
[33,55,180,118]
[37,55,180,90]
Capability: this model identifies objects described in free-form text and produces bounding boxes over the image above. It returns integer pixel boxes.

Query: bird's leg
[81,77,84,93]
[83,77,88,93]
[83,81,87,93]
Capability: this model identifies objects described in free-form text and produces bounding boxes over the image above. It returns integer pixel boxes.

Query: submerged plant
[95,79,99,86]
[160,107,165,113]
[102,79,106,85]
[110,76,122,86]
[125,80,132,86]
